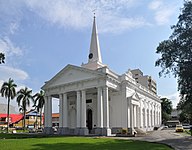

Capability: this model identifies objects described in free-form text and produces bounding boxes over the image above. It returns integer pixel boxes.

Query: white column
[136,106,139,128]
[63,93,68,128]
[76,91,81,128]
[44,96,48,127]
[148,103,151,127]
[144,101,147,127]
[103,86,109,128]
[59,94,63,128]
[47,96,52,127]
[140,102,143,128]
[97,87,103,127]
[81,90,86,128]
[160,105,162,125]
[133,105,136,127]
[151,104,155,127]
[154,106,157,126]
[154,105,156,126]
[130,103,133,129]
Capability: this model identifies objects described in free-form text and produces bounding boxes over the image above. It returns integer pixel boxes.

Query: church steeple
[82,15,105,70]
[88,15,102,63]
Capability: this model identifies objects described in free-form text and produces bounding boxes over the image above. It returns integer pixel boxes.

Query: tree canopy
[0,78,17,132]
[161,98,173,123]
[0,53,5,64]
[17,87,34,129]
[155,1,192,123]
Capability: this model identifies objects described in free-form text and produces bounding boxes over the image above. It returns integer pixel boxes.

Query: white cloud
[148,0,178,25]
[99,16,150,33]
[9,22,19,35]
[22,0,146,33]
[148,0,162,10]
[0,66,28,81]
[161,92,180,108]
[0,36,23,57]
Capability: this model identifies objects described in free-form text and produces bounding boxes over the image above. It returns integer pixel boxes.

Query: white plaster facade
[42,17,162,136]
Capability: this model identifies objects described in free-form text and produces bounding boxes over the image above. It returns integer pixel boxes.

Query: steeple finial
[88,14,102,63]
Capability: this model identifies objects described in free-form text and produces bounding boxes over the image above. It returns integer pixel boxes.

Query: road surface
[134,129,192,150]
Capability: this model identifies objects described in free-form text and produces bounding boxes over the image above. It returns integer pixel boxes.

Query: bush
[121,128,128,134]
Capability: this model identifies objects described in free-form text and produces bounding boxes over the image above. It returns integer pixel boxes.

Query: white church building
[42,16,162,136]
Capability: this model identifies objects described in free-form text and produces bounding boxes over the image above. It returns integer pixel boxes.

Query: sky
[0,0,185,112]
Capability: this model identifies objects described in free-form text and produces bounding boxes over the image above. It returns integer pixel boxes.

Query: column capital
[81,89,86,93]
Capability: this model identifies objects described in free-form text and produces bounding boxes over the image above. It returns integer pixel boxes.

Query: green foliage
[0,53,5,64]
[16,87,34,129]
[161,98,173,124]
[33,90,45,128]
[156,1,192,122]
[179,111,189,123]
[0,78,17,133]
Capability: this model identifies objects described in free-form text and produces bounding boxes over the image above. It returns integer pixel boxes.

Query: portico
[43,70,119,135]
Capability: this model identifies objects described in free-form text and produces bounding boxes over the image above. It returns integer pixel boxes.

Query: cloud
[0,36,23,57]
[15,0,147,33]
[161,92,180,108]
[148,0,163,10]
[99,16,150,33]
[0,66,28,81]
[148,0,178,25]
[0,0,182,33]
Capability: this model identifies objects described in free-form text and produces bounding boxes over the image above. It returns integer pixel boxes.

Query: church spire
[82,15,106,70]
[88,15,102,63]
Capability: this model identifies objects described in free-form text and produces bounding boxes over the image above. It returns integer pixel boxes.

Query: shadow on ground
[30,139,171,150]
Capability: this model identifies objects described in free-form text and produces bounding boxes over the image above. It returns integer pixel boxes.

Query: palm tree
[16,87,33,130]
[0,78,17,133]
[33,90,45,128]
[0,52,5,64]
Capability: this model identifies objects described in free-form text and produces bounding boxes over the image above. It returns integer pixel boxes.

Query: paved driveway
[114,129,192,150]
[134,129,192,150]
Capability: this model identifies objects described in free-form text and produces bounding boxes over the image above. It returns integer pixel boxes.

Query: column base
[58,127,69,135]
[95,127,103,135]
[75,127,89,135]
[102,128,111,136]
[79,127,89,135]
[44,127,54,134]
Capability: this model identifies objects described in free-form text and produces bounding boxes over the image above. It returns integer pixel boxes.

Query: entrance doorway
[87,109,92,133]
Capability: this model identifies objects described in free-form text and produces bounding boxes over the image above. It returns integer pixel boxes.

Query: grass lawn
[0,133,172,150]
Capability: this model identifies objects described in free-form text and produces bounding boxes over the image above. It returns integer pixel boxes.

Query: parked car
[27,125,36,133]
[36,127,43,133]
[175,124,184,132]
[182,124,191,129]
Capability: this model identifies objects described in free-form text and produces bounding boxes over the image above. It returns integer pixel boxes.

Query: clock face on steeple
[89,53,93,59]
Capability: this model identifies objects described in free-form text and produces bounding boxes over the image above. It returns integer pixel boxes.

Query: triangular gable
[132,92,140,101]
[42,64,105,89]
[127,92,140,101]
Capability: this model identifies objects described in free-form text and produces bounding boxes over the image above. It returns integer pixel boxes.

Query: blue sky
[0,0,184,112]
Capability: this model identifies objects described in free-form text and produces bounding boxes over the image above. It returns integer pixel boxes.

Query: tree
[0,78,17,132]
[161,98,173,124]
[155,1,192,122]
[33,90,45,128]
[16,87,33,130]
[0,53,5,64]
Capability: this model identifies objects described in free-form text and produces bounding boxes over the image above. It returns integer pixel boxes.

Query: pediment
[132,92,140,101]
[42,64,105,89]
[127,92,140,101]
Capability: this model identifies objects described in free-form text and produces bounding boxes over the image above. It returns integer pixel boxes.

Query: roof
[52,113,59,118]
[0,114,23,124]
